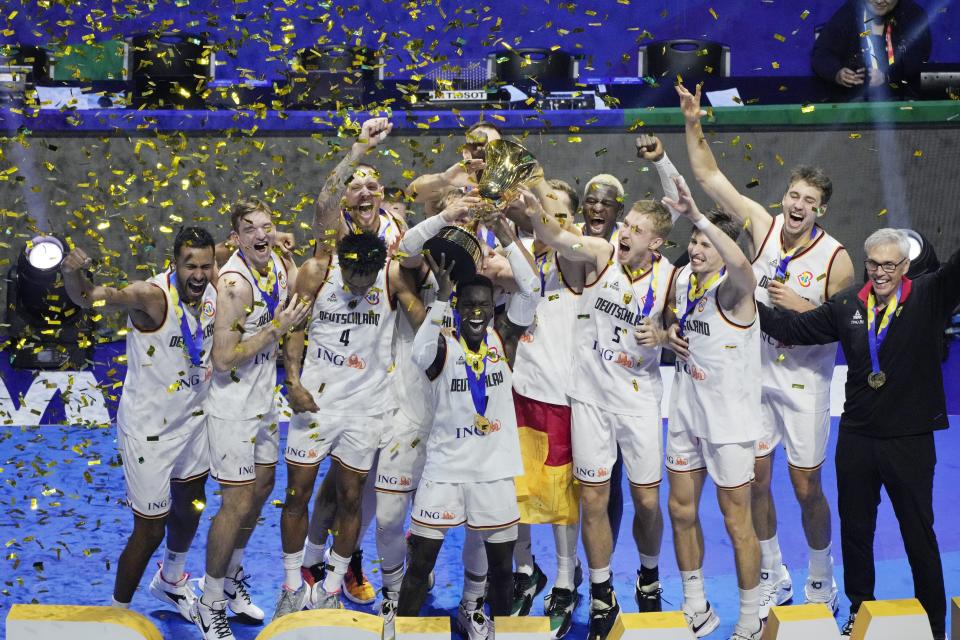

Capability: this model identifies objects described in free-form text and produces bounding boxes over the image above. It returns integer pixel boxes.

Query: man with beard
[679,81,854,618]
[192,199,311,640]
[62,227,217,623]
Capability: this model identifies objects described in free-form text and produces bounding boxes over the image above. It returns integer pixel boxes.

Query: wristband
[693,217,711,231]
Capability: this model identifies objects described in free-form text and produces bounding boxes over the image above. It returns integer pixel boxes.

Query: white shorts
[207,412,280,484]
[285,411,386,473]
[374,409,430,493]
[666,429,755,489]
[118,426,208,518]
[570,399,662,487]
[756,388,831,469]
[410,477,521,532]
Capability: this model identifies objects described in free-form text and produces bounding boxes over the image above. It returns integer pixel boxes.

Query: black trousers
[836,430,945,636]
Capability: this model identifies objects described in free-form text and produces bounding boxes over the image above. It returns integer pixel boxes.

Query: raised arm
[408,158,485,207]
[676,82,772,251]
[520,190,611,271]
[314,117,393,250]
[637,133,683,223]
[410,253,451,379]
[211,273,310,373]
[664,176,756,316]
[488,210,539,295]
[61,248,166,327]
[390,260,427,331]
[395,192,480,269]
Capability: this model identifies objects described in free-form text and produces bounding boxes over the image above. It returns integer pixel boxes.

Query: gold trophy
[424,138,537,283]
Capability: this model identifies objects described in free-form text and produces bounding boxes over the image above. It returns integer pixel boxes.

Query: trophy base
[423,235,480,284]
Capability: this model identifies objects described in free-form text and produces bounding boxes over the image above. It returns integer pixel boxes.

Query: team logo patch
[797,271,813,287]
[364,288,382,305]
[201,300,215,319]
[697,297,708,312]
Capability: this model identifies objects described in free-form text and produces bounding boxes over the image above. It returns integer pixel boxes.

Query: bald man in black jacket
[758,228,958,639]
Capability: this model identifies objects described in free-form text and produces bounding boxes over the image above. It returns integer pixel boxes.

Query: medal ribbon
[238,249,279,318]
[866,283,901,379]
[632,256,661,320]
[458,335,489,417]
[775,225,818,281]
[863,12,895,69]
[343,210,391,243]
[678,268,724,337]
[536,252,549,298]
[168,271,205,367]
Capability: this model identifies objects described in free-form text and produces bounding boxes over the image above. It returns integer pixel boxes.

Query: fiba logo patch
[365,288,382,305]
[697,297,708,312]
[797,271,813,288]
[487,346,502,363]
[278,269,287,290]
[202,300,215,319]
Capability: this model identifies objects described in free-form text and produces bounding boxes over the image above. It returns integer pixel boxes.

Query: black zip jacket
[759,247,960,438]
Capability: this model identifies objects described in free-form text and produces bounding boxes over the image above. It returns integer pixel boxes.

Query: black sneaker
[544,587,579,639]
[587,582,620,640]
[635,578,662,613]
[840,612,856,637]
[509,560,548,616]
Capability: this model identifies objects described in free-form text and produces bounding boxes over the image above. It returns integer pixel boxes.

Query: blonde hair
[584,174,625,200]
[629,200,673,239]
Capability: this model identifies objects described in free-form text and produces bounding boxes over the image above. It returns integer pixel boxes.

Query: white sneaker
[729,619,763,640]
[380,589,398,640]
[804,576,839,614]
[224,567,265,623]
[191,598,235,640]
[457,597,491,640]
[758,564,793,618]
[272,582,309,620]
[683,601,720,638]
[311,585,344,610]
[149,567,197,623]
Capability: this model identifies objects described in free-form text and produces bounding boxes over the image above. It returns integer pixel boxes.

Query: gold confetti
[709,7,718,19]
[849,133,862,139]
[877,209,888,216]
[913,150,923,157]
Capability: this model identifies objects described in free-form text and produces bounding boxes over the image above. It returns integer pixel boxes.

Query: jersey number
[339,329,351,346]
[612,328,622,344]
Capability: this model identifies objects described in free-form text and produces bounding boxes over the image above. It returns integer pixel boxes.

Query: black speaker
[492,49,577,85]
[283,46,380,109]
[641,39,730,82]
[129,33,212,109]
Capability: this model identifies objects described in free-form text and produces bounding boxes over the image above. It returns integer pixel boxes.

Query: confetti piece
[849,133,862,139]
[709,7,718,19]
[913,150,923,157]
[801,104,816,113]
[774,34,786,42]
[800,9,810,19]
[877,208,888,216]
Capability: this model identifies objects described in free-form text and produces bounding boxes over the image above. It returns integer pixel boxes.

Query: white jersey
[118,271,216,441]
[392,270,454,426]
[512,250,580,406]
[423,328,523,483]
[577,221,622,258]
[670,265,762,444]
[567,255,675,416]
[753,217,844,405]
[345,209,404,254]
[301,258,397,416]
[207,250,288,420]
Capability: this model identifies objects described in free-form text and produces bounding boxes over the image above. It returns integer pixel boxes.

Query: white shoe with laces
[457,597,491,640]
[224,567,265,623]
[729,619,763,640]
[804,576,839,614]
[683,601,720,638]
[380,589,399,640]
[758,564,793,619]
[190,598,235,640]
[148,566,197,623]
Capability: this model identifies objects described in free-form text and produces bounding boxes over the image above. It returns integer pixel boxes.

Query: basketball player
[662,176,763,640]
[407,121,502,216]
[397,234,537,638]
[499,179,583,638]
[519,185,676,639]
[191,200,311,640]
[678,82,854,615]
[274,227,429,616]
[61,227,216,622]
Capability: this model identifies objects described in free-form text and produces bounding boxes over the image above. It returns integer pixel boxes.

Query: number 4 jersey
[300,257,397,416]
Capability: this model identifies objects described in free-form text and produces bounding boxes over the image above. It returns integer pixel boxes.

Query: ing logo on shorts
[797,271,813,287]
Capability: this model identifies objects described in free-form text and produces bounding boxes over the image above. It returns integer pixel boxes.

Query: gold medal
[867,371,886,390]
[623,293,633,305]
[474,414,491,433]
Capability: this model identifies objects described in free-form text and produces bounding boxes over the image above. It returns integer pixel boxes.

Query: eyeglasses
[864,257,907,273]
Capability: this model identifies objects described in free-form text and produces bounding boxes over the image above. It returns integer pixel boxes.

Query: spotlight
[4,235,93,369]
[903,229,939,278]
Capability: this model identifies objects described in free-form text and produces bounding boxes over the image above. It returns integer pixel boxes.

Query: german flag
[513,390,580,525]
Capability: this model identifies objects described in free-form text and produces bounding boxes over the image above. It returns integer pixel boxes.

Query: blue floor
[2,416,959,639]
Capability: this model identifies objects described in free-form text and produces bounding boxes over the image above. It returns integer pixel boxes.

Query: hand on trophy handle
[442,158,485,188]
[425,251,455,301]
[439,192,483,225]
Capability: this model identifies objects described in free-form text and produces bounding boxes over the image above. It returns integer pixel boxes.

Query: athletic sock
[161,549,188,583]
[638,564,660,590]
[552,522,579,590]
[514,524,533,575]
[808,544,833,581]
[462,571,486,606]
[555,553,577,591]
[737,586,761,631]
[382,564,404,594]
[302,538,326,569]
[759,535,783,574]
[111,597,131,608]
[680,569,707,612]
[283,550,304,589]
[201,574,225,605]
[226,547,245,580]
[588,565,611,586]
[321,550,350,594]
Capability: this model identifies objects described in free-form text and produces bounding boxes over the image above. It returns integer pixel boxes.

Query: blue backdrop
[4,0,958,81]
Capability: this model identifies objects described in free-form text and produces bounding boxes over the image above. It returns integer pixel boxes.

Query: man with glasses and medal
[758,227,960,639]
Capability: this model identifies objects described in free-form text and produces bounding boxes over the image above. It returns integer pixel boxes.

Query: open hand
[675,82,706,123]
[425,251,455,301]
[273,293,312,334]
